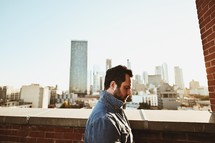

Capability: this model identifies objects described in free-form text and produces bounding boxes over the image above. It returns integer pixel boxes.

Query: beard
[113,88,128,103]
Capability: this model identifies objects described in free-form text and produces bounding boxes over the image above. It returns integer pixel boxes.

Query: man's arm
[88,115,121,143]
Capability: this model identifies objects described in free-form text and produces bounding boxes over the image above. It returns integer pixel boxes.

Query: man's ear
[110,81,116,90]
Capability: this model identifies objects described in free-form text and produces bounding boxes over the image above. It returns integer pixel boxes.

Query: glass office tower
[69,40,88,96]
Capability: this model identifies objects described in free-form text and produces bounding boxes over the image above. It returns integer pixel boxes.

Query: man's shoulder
[89,112,117,129]
[89,107,107,121]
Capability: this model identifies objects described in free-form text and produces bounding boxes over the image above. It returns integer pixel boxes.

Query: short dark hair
[104,65,133,90]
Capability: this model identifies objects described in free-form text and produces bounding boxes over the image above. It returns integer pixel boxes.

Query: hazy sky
[0,0,207,90]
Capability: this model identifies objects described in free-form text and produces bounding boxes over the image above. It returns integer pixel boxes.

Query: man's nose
[127,89,132,96]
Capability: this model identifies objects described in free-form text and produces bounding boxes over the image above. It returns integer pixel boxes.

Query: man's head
[104,65,133,103]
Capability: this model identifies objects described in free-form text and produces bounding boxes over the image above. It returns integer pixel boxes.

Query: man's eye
[125,87,130,90]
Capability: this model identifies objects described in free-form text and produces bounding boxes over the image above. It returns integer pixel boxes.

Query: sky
[0,0,208,91]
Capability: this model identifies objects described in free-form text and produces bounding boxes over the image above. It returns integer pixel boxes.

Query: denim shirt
[84,90,134,143]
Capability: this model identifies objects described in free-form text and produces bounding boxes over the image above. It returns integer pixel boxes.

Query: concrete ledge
[29,117,86,127]
[0,116,28,124]
[141,121,215,133]
[0,108,215,133]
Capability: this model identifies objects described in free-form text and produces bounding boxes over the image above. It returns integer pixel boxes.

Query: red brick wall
[196,0,215,111]
[0,124,85,143]
[133,130,215,143]
[1,124,215,143]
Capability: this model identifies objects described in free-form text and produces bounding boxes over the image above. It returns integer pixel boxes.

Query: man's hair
[104,65,133,90]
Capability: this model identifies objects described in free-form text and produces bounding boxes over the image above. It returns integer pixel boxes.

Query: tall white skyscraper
[92,71,103,93]
[127,59,131,69]
[106,59,112,71]
[162,63,169,84]
[174,66,184,89]
[69,40,88,95]
[155,63,169,84]
[143,71,148,85]
[155,66,162,76]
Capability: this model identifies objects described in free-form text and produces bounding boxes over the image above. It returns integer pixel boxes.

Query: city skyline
[0,0,207,90]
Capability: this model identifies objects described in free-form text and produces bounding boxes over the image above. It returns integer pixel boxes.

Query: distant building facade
[92,71,103,94]
[132,94,158,107]
[189,80,200,89]
[20,84,43,108]
[20,84,57,108]
[0,86,33,108]
[55,92,77,104]
[2,100,32,108]
[174,66,184,89]
[42,86,52,109]
[69,40,88,96]
[155,63,169,84]
[0,86,20,102]
[148,74,162,87]
[189,87,209,96]
[142,71,148,85]
[157,83,181,110]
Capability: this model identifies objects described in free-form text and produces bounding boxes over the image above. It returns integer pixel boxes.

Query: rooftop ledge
[1,108,215,133]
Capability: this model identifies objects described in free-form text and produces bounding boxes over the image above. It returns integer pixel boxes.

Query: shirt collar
[100,90,124,109]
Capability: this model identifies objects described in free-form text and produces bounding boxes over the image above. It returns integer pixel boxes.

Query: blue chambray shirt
[84,90,134,143]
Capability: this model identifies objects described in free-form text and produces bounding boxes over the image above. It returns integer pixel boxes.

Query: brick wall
[133,130,215,143]
[1,123,215,143]
[196,0,215,111]
[0,124,85,143]
[1,108,215,143]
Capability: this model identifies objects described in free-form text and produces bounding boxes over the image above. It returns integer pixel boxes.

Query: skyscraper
[155,63,169,84]
[69,40,88,95]
[174,66,184,89]
[143,71,148,85]
[162,63,169,84]
[106,59,112,71]
[92,71,103,94]
[127,59,131,69]
[155,66,162,76]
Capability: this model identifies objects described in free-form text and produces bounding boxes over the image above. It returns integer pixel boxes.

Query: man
[84,65,134,143]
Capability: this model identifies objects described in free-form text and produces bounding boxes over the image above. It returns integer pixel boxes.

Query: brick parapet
[1,108,215,143]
